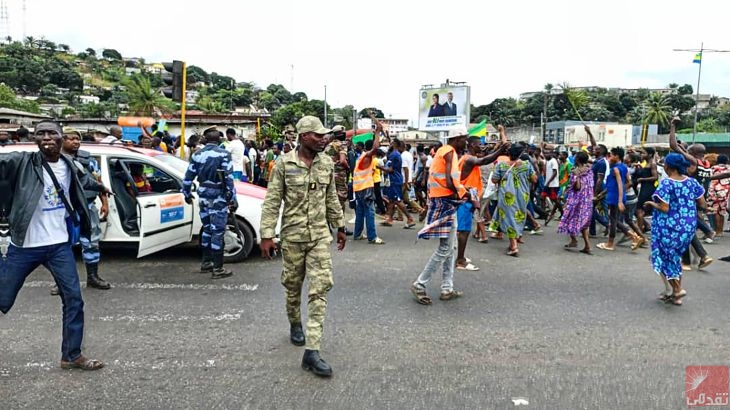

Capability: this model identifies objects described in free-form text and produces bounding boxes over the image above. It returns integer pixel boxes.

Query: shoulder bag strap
[41,160,78,222]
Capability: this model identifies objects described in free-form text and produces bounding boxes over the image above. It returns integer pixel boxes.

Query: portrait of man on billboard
[442,92,457,116]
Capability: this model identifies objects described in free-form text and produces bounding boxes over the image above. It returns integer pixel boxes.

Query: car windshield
[153,153,189,174]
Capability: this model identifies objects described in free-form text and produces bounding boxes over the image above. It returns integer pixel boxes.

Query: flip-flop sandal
[404,223,416,229]
[380,221,393,226]
[670,298,683,306]
[410,285,432,305]
[506,248,519,257]
[673,289,687,300]
[596,243,614,251]
[478,238,489,243]
[439,290,463,300]
[579,248,592,255]
[631,237,645,251]
[658,294,673,302]
[60,356,105,371]
[456,263,479,271]
[564,243,578,248]
[490,233,503,240]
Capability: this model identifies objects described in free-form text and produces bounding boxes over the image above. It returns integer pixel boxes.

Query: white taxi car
[1,143,268,262]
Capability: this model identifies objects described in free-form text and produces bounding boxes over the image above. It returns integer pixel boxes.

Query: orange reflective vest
[459,154,483,198]
[353,154,375,192]
[428,145,466,198]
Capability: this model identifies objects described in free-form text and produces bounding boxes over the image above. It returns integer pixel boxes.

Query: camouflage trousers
[199,195,228,252]
[335,174,348,214]
[280,238,334,351]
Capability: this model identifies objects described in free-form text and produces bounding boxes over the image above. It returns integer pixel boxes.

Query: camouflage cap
[296,116,331,135]
[62,127,82,137]
[331,125,345,133]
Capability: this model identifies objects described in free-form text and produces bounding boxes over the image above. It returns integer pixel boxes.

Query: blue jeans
[354,189,377,241]
[1,243,85,362]
[414,222,456,292]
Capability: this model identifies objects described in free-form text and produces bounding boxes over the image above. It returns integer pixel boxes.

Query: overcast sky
[7,0,730,125]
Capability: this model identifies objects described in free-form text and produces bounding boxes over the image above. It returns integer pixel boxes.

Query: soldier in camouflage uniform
[260,115,347,378]
[325,125,350,214]
[182,127,237,279]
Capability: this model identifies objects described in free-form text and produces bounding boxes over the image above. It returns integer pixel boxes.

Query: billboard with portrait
[418,85,470,132]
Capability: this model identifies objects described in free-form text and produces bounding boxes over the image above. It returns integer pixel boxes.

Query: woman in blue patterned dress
[643,153,706,306]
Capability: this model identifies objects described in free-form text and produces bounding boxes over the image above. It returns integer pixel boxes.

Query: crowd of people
[1,114,729,377]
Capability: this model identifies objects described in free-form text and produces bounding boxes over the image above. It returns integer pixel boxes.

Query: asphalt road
[2,214,729,410]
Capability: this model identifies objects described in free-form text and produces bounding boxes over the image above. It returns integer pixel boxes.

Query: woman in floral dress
[490,145,537,256]
[643,153,706,306]
[557,151,594,254]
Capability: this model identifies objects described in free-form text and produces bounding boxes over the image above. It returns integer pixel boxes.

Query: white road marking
[17,359,218,371]
[97,310,246,322]
[24,281,258,291]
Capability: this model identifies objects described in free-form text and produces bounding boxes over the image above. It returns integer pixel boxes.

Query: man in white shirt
[100,125,125,145]
[225,128,247,182]
[245,139,259,184]
[0,120,110,370]
[398,142,425,219]
[543,152,563,225]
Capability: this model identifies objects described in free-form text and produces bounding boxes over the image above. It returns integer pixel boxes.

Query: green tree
[0,83,41,113]
[123,74,175,116]
[186,65,210,85]
[85,48,96,57]
[644,92,671,129]
[358,107,385,118]
[102,48,122,61]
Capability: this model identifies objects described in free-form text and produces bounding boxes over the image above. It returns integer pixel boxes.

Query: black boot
[86,263,110,290]
[211,251,232,279]
[200,248,214,273]
[290,323,305,346]
[301,349,332,377]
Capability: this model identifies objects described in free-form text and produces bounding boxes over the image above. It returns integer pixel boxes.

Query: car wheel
[223,218,254,263]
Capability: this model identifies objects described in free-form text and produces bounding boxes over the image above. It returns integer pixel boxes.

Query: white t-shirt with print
[22,160,71,247]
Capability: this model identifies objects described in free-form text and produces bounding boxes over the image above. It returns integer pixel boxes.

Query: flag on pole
[693,53,702,64]
[352,132,374,145]
[468,119,487,137]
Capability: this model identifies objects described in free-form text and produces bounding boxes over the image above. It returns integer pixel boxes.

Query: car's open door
[136,192,194,257]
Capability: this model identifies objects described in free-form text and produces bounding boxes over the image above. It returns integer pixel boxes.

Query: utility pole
[673,43,730,143]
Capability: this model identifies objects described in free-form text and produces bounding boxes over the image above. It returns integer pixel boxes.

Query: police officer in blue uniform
[50,128,111,295]
[182,127,237,279]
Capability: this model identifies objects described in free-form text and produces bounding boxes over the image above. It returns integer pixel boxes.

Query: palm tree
[24,36,35,48]
[124,74,175,116]
[4,36,11,44]
[644,92,671,127]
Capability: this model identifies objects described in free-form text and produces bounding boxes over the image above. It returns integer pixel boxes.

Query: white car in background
[1,143,269,262]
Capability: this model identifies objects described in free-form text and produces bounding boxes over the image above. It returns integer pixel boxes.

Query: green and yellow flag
[468,119,487,137]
